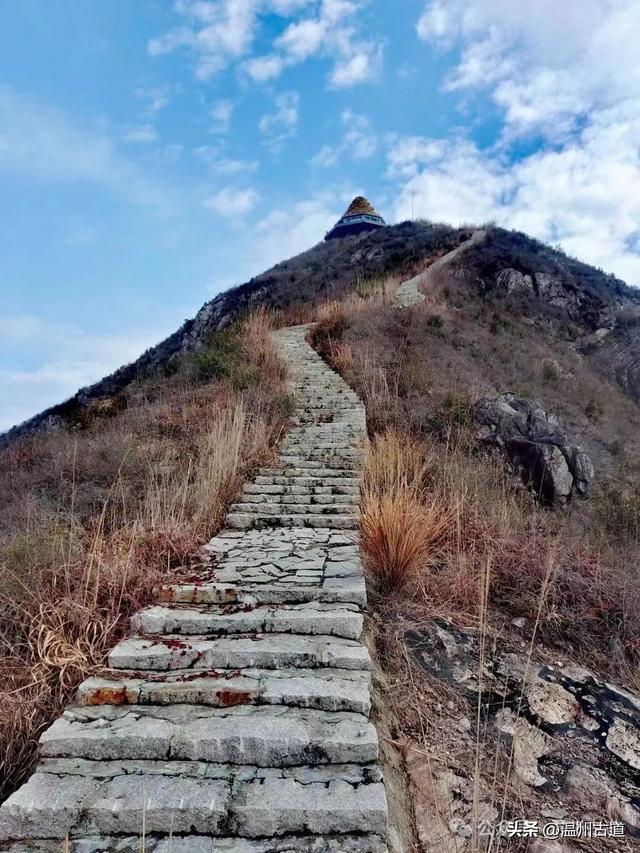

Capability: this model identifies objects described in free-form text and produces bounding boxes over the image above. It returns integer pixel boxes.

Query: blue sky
[1,0,640,431]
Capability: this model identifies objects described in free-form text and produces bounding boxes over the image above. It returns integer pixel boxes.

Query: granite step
[38,704,379,766]
[76,665,371,713]
[227,512,359,530]
[130,602,363,639]
[109,633,371,672]
[155,575,366,607]
[229,502,357,516]
[0,762,386,842]
[1,833,388,852]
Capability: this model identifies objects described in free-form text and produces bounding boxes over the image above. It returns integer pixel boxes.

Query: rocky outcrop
[406,619,640,845]
[473,393,594,505]
[496,268,534,294]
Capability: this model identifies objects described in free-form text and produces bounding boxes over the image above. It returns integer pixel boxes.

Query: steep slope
[0,221,467,446]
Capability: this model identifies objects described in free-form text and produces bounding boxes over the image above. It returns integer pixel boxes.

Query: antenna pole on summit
[411,181,414,220]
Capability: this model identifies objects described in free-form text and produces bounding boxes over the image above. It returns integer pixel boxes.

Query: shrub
[541,358,562,382]
[593,483,640,544]
[585,398,605,420]
[438,391,473,427]
[360,430,457,592]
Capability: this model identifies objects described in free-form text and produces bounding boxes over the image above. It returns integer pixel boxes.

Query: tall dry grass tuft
[241,307,286,385]
[0,322,288,799]
[360,430,457,592]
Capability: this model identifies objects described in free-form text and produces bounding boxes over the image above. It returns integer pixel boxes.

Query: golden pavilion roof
[344,196,379,217]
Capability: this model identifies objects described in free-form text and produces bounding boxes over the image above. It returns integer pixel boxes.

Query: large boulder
[496,268,534,294]
[473,393,594,505]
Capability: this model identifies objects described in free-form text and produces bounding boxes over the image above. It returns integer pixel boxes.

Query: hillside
[3,221,639,447]
[0,221,467,445]
[2,222,640,850]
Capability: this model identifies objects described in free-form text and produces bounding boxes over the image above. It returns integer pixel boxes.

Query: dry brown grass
[361,430,458,592]
[0,312,288,799]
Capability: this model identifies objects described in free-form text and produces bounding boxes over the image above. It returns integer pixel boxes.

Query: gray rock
[496,268,534,293]
[473,392,594,504]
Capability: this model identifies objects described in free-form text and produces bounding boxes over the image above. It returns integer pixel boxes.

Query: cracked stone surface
[0,325,388,851]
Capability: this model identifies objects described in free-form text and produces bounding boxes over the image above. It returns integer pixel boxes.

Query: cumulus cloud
[149,0,259,80]
[311,109,377,166]
[134,84,172,115]
[387,111,640,284]
[204,186,261,217]
[210,99,235,134]
[253,190,347,267]
[150,0,382,88]
[407,0,640,285]
[259,91,299,150]
[196,147,259,176]
[416,0,640,139]
[122,123,159,144]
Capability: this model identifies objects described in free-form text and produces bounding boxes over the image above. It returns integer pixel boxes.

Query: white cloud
[245,54,285,82]
[122,123,159,144]
[0,316,162,432]
[329,41,382,88]
[416,0,640,139]
[149,0,259,80]
[134,84,172,115]
[253,190,346,267]
[387,111,640,285]
[311,109,377,166]
[0,86,164,206]
[259,91,299,150]
[406,1,640,286]
[204,186,260,217]
[210,99,235,134]
[150,0,383,88]
[196,147,259,176]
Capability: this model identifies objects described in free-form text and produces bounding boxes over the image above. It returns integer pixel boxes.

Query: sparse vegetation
[0,311,288,799]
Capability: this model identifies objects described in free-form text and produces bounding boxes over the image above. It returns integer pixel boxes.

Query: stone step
[227,512,358,530]
[76,665,371,713]
[257,467,359,480]
[229,502,357,516]
[130,602,363,639]
[278,454,362,466]
[1,833,388,852]
[244,482,359,495]
[108,633,371,672]
[155,574,366,607]
[238,492,359,505]
[38,704,379,766]
[253,475,359,487]
[276,459,357,470]
[0,762,387,842]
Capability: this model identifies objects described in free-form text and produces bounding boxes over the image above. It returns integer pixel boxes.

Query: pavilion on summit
[325,196,386,240]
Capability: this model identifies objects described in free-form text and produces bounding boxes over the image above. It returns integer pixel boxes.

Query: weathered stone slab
[131,603,363,639]
[77,666,371,713]
[109,634,371,672]
[40,705,379,766]
[0,834,388,852]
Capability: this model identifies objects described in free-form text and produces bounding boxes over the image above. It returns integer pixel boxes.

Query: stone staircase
[0,325,388,852]
[395,229,487,307]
